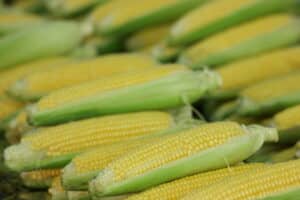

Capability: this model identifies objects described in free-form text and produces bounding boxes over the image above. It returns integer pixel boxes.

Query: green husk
[89,125,277,197]
[29,70,221,126]
[246,144,284,163]
[210,100,239,121]
[0,21,82,70]
[278,126,300,144]
[67,191,91,200]
[152,42,183,63]
[168,0,300,46]
[182,20,300,69]
[97,0,209,37]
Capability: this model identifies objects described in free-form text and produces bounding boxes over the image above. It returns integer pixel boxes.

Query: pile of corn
[0,0,300,199]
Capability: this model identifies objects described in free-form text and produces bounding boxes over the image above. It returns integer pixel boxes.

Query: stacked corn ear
[8,53,156,101]
[89,121,277,196]
[5,110,31,144]
[238,72,300,117]
[152,41,183,62]
[4,111,177,172]
[214,47,300,99]
[62,120,199,190]
[297,142,300,158]
[168,0,299,46]
[48,176,68,200]
[126,163,266,200]
[126,23,172,52]
[179,14,300,68]
[94,0,210,37]
[0,10,43,35]
[67,191,91,200]
[182,159,300,200]
[44,0,108,17]
[28,65,221,126]
[21,169,61,189]
[273,105,300,144]
[0,96,23,130]
[11,0,47,13]
[0,21,82,70]
[269,146,298,163]
[210,100,239,121]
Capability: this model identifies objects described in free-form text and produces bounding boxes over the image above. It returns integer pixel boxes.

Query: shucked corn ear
[126,163,266,200]
[0,21,81,70]
[216,47,300,93]
[0,57,71,97]
[89,121,278,196]
[62,120,199,190]
[182,159,300,200]
[49,176,68,200]
[238,72,300,117]
[180,14,300,68]
[168,0,299,46]
[29,65,220,126]
[96,0,209,37]
[21,169,61,189]
[274,105,300,144]
[0,11,42,35]
[4,111,175,172]
[8,53,156,101]
[126,24,172,51]
[45,0,108,17]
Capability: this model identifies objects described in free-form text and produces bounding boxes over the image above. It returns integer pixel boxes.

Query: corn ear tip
[245,125,278,143]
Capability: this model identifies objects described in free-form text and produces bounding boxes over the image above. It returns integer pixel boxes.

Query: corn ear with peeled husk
[96,0,209,37]
[89,121,277,196]
[21,169,61,189]
[168,0,300,46]
[28,65,220,126]
[8,53,156,102]
[180,14,300,68]
[238,72,300,117]
[0,21,81,70]
[4,111,181,172]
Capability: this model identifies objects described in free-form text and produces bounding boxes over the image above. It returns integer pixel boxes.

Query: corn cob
[48,176,68,200]
[152,41,183,62]
[8,54,156,101]
[0,21,81,70]
[45,0,108,17]
[216,47,300,95]
[67,191,90,200]
[269,146,297,163]
[4,111,176,172]
[0,96,23,123]
[238,72,300,117]
[0,57,71,97]
[246,144,283,163]
[168,0,299,46]
[0,11,42,35]
[182,159,300,200]
[180,14,300,68]
[5,110,31,144]
[126,24,171,51]
[274,105,300,144]
[62,120,198,190]
[29,65,220,126]
[210,100,239,121]
[21,169,61,189]
[126,163,265,200]
[90,121,277,196]
[96,0,209,37]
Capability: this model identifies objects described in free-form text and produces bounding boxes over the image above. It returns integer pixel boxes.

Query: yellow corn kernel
[127,163,265,200]
[48,176,67,200]
[171,0,253,39]
[274,105,300,130]
[21,169,61,182]
[184,14,292,63]
[102,121,245,183]
[37,64,186,110]
[241,72,300,103]
[91,0,124,22]
[99,0,176,29]
[20,54,156,98]
[182,159,300,200]
[0,57,70,95]
[127,24,171,50]
[217,47,300,91]
[72,136,160,174]
[0,96,23,120]
[22,111,173,156]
